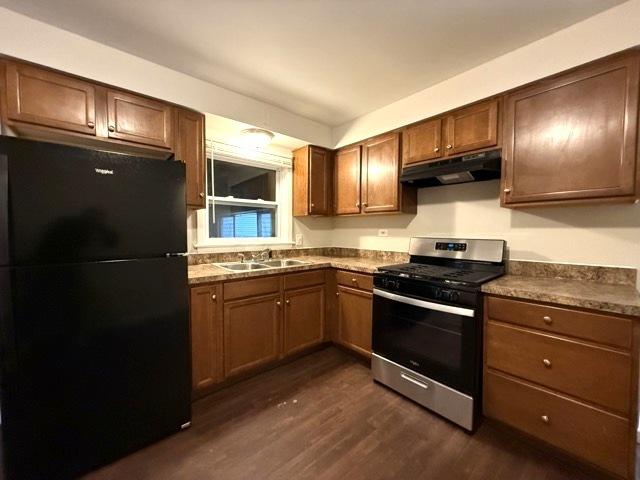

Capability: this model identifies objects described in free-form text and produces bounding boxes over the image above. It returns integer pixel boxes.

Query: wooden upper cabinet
[190,284,223,394]
[443,99,498,156]
[292,145,332,216]
[175,108,205,209]
[362,132,400,213]
[402,118,442,166]
[309,147,332,215]
[5,62,97,135]
[334,145,362,215]
[106,89,174,149]
[502,52,640,206]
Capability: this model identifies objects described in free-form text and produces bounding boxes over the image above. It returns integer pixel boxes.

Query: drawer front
[484,370,629,478]
[486,321,631,414]
[224,275,280,301]
[487,296,632,349]
[283,269,325,290]
[336,270,373,291]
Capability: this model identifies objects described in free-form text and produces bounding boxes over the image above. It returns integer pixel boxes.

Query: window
[195,145,292,247]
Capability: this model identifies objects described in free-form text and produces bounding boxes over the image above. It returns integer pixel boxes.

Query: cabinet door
[5,62,97,135]
[292,147,309,216]
[223,293,281,377]
[402,118,442,166]
[309,147,332,215]
[502,54,639,205]
[190,284,223,393]
[175,108,205,208]
[362,132,400,213]
[337,286,372,357]
[106,89,173,149]
[334,145,362,215]
[283,285,325,356]
[444,100,498,156]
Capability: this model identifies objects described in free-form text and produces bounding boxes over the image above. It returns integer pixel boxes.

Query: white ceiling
[0,0,625,126]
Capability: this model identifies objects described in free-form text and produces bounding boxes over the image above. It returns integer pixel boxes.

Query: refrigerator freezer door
[1,137,186,266]
[1,256,190,479]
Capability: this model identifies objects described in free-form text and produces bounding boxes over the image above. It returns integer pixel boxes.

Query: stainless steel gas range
[371,237,506,431]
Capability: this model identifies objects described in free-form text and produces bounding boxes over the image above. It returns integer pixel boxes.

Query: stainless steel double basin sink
[217,259,310,271]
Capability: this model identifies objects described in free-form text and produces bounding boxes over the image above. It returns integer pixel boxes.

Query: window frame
[194,149,293,248]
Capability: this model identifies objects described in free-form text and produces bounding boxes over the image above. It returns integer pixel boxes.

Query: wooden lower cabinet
[283,285,325,356]
[190,284,223,394]
[336,285,373,357]
[483,295,636,479]
[223,292,281,378]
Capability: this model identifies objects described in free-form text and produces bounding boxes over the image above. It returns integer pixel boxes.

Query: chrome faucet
[238,253,245,263]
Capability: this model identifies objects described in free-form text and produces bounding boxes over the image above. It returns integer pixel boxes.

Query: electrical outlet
[295,234,303,246]
[378,229,388,237]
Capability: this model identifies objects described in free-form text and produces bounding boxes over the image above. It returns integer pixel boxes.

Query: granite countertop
[188,256,389,285]
[482,275,640,317]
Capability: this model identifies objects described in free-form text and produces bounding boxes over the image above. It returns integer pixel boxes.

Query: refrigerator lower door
[0,256,190,480]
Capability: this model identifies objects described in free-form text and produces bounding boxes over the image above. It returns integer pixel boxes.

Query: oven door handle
[373,288,475,317]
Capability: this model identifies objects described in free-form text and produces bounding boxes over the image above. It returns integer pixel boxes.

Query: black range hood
[400,148,501,188]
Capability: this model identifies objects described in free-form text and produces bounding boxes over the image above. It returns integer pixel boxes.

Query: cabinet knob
[351,278,357,283]
[276,300,282,307]
[362,202,368,207]
[336,292,340,297]
[503,188,511,193]
[541,415,550,424]
[199,193,205,198]
[543,315,552,325]
[310,203,315,208]
[542,358,552,368]
[285,299,290,305]
[446,144,452,149]
[211,294,217,301]
[108,124,116,132]
[87,121,95,128]
[355,202,360,208]
[433,147,439,152]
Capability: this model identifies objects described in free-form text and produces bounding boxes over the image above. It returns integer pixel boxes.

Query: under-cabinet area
[189,268,374,398]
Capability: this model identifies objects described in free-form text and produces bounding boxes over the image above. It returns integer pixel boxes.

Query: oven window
[372,293,478,393]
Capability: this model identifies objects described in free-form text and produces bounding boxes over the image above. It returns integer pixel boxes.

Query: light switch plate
[295,234,303,246]
[378,229,388,237]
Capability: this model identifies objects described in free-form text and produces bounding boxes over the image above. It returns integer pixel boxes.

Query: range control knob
[450,291,460,303]
[381,277,389,288]
[440,290,451,301]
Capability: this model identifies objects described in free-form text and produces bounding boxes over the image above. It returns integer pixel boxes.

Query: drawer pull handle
[542,358,552,368]
[352,278,357,283]
[541,415,550,424]
[276,300,282,307]
[400,373,429,389]
[543,315,552,325]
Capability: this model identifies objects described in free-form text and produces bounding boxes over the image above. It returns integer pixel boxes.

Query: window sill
[192,238,295,252]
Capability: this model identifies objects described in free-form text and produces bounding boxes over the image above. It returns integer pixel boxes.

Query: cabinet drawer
[487,296,632,349]
[284,269,325,290]
[224,275,280,301]
[486,321,631,414]
[484,370,629,478]
[336,270,373,291]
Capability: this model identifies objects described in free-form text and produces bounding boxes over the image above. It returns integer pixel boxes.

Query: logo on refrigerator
[409,360,420,367]
[94,168,114,175]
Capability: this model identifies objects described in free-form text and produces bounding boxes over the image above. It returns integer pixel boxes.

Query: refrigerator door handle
[0,154,8,266]
[0,268,17,375]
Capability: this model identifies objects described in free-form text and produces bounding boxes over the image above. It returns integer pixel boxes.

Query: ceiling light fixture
[240,128,275,148]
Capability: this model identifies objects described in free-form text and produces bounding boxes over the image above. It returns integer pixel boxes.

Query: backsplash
[188,247,410,265]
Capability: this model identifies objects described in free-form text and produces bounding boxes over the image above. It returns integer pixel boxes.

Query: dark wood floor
[84,347,601,480]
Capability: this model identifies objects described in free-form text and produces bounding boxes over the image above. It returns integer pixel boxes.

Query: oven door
[372,288,479,394]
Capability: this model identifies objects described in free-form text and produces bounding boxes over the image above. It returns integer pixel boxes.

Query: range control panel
[435,242,467,252]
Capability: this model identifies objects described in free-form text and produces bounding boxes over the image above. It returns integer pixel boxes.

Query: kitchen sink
[217,262,270,271]
[261,259,310,267]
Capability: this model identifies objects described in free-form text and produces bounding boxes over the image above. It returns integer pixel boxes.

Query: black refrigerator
[0,137,191,479]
